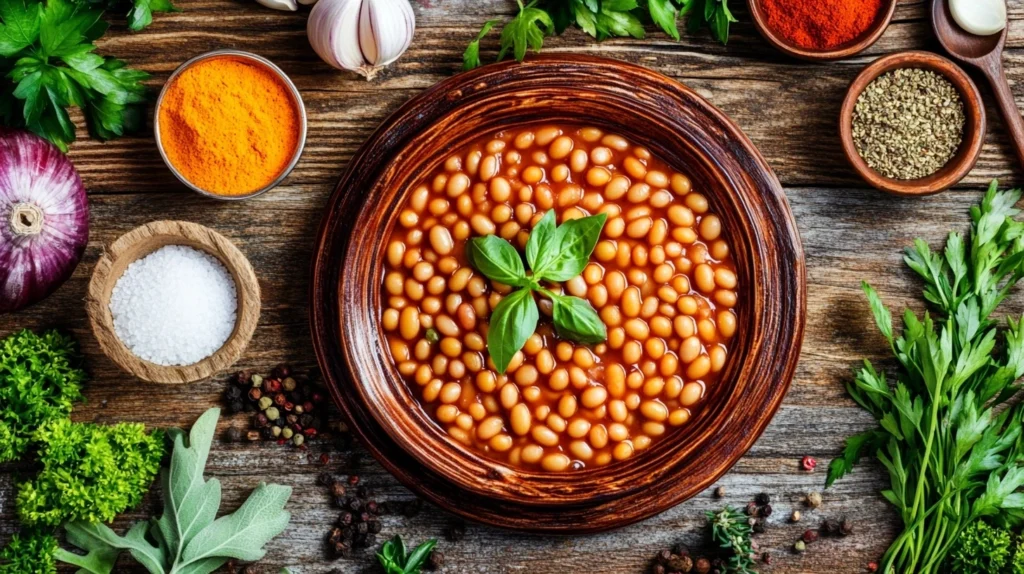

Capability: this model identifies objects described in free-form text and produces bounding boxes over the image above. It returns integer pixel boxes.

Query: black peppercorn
[658,549,672,563]
[272,364,291,379]
[355,522,368,535]
[761,504,773,517]
[446,521,467,542]
[337,512,353,526]
[236,370,252,386]
[426,550,445,571]
[225,385,243,400]
[359,511,371,523]
[227,400,245,414]
[840,518,854,536]
[224,427,243,443]
[367,520,381,534]
[755,492,771,505]
[259,427,274,440]
[317,472,333,487]
[348,498,364,512]
[822,519,841,536]
[366,500,379,515]
[752,520,766,534]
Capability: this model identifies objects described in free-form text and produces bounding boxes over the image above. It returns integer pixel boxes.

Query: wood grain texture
[311,54,805,532]
[1,0,1024,571]
[838,50,987,195]
[85,221,261,384]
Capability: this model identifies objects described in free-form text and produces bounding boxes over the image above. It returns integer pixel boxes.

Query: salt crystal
[109,245,237,366]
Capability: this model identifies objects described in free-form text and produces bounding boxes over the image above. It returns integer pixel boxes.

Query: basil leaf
[487,288,539,374]
[549,292,607,344]
[466,234,527,286]
[463,19,497,70]
[404,539,438,573]
[648,0,680,40]
[525,209,557,272]
[532,213,608,282]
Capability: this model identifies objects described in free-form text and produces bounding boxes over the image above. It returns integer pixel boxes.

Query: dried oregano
[852,68,965,180]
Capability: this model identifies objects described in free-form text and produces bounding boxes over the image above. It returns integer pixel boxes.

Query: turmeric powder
[158,56,301,196]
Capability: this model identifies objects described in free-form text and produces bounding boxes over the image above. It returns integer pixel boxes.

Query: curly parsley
[17,418,165,527]
[0,329,85,463]
[463,0,736,70]
[0,0,150,151]
[0,530,57,574]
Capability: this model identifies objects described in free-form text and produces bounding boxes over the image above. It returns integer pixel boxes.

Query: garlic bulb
[949,0,1006,37]
[307,0,415,80]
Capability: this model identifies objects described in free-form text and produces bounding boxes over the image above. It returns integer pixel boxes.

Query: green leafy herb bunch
[828,181,1024,574]
[0,328,85,463]
[377,535,438,574]
[464,0,736,70]
[0,0,150,151]
[56,408,293,574]
[466,209,608,373]
[0,529,58,574]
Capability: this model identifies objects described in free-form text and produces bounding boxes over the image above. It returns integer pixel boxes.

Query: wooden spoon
[932,0,1024,165]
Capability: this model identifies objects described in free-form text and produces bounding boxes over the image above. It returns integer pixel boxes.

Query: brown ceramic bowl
[840,51,986,196]
[747,0,896,61]
[310,55,806,533]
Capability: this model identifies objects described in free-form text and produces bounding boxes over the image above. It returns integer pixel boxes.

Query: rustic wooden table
[3,0,1023,571]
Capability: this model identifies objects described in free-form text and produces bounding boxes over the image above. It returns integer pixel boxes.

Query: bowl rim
[85,220,261,384]
[746,0,897,61]
[838,50,987,196]
[153,49,308,201]
[310,54,807,532]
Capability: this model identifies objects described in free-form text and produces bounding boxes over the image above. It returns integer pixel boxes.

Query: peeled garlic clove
[950,0,1006,36]
[307,0,415,80]
[256,0,298,10]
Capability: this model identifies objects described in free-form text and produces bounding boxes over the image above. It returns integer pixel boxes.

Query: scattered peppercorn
[745,501,759,516]
[867,561,878,572]
[840,518,854,536]
[806,491,822,508]
[801,456,817,471]
[802,529,819,544]
[761,504,773,517]
[224,427,243,443]
[694,557,711,574]
[752,520,766,534]
[755,492,770,505]
[222,364,327,450]
[791,510,801,522]
[427,550,445,570]
[714,486,725,498]
[793,540,806,553]
[323,475,388,559]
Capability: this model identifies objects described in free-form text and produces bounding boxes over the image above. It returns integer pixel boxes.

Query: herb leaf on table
[828,181,1024,574]
[466,211,608,373]
[0,0,148,151]
[377,535,437,574]
[55,408,293,574]
[463,0,735,69]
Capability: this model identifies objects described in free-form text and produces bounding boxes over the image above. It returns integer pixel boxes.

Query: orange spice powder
[158,57,301,196]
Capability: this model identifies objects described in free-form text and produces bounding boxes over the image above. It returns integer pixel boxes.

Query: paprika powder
[760,0,884,51]
[158,56,302,196]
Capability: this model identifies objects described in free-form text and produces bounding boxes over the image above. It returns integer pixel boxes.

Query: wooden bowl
[310,55,806,533]
[747,0,896,61]
[86,221,261,384]
[839,51,986,196]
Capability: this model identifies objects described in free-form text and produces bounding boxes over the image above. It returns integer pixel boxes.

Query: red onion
[0,130,89,313]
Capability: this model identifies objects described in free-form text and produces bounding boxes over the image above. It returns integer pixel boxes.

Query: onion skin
[0,130,89,313]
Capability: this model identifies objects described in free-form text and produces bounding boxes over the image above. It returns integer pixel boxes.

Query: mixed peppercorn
[222,364,327,448]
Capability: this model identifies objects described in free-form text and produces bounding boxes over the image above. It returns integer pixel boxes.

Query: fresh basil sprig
[466,210,607,374]
[377,535,437,574]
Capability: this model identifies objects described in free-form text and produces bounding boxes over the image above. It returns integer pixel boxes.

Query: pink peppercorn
[802,456,817,471]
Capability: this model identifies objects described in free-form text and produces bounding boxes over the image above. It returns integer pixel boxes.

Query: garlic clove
[949,0,1006,36]
[307,0,415,80]
[365,0,415,67]
[256,0,298,10]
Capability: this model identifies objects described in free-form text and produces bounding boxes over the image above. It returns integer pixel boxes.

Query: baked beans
[381,125,738,472]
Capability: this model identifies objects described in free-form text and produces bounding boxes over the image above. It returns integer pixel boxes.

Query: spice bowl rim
[839,50,987,197]
[153,49,308,201]
[85,220,262,384]
[746,0,897,61]
[310,54,807,533]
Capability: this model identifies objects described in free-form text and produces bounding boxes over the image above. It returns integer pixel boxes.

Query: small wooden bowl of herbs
[840,51,986,196]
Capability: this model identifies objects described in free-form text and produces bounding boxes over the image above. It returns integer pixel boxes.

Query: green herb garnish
[54,408,293,574]
[0,329,85,463]
[17,418,164,527]
[0,0,149,151]
[707,506,756,574]
[0,530,57,574]
[949,520,1014,574]
[467,210,607,373]
[377,535,437,574]
[828,181,1024,574]
[463,0,735,70]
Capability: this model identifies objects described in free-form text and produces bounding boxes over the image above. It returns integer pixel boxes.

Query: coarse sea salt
[110,245,237,366]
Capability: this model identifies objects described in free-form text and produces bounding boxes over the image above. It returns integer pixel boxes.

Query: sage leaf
[155,408,221,563]
[62,521,165,574]
[53,545,120,574]
[466,234,526,287]
[180,482,292,565]
[172,557,230,574]
[487,288,538,374]
[549,292,606,344]
[532,213,607,282]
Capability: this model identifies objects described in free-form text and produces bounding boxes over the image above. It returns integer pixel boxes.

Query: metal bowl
[154,50,307,201]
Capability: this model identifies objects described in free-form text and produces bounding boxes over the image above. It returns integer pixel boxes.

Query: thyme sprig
[828,181,1024,574]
